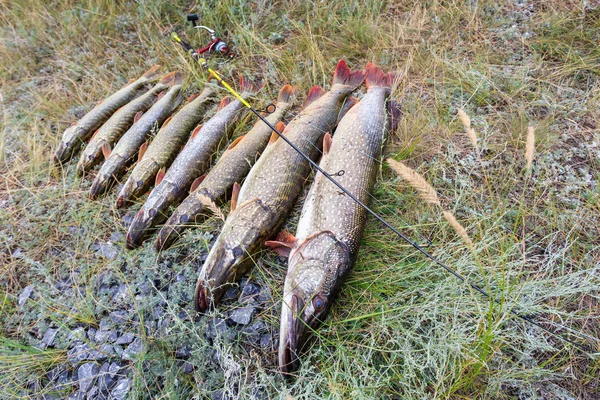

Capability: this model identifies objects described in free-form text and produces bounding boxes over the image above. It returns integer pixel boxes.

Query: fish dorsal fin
[125,77,136,87]
[186,93,200,103]
[323,132,332,155]
[190,174,206,193]
[162,115,173,128]
[268,131,279,145]
[277,84,297,104]
[227,135,245,150]
[70,121,77,126]
[159,71,178,86]
[231,182,241,211]
[172,71,185,86]
[155,167,166,186]
[91,129,99,139]
[101,143,112,159]
[134,111,144,123]
[157,91,166,101]
[218,97,231,110]
[303,86,326,108]
[268,121,286,145]
[142,65,161,80]
[265,230,297,257]
[138,142,148,162]
[190,124,202,140]
[96,99,104,107]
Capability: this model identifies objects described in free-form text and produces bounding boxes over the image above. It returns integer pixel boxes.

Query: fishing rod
[169,31,598,352]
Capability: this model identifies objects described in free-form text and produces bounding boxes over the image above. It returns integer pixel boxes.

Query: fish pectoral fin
[155,167,166,186]
[323,132,332,155]
[162,115,173,128]
[218,97,231,110]
[186,93,200,103]
[227,135,245,150]
[265,231,297,257]
[157,91,166,101]
[134,111,144,123]
[138,142,148,162]
[230,182,241,211]
[91,129,99,139]
[101,143,112,159]
[190,124,202,141]
[190,174,206,193]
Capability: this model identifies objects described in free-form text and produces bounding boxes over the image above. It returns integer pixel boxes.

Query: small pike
[194,60,365,313]
[88,72,185,199]
[116,86,217,208]
[155,84,297,250]
[273,63,401,373]
[77,71,181,174]
[125,77,261,249]
[54,65,161,164]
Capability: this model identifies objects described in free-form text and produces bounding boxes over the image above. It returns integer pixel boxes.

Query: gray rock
[222,286,239,300]
[108,362,123,378]
[115,332,134,345]
[98,317,113,331]
[42,328,59,347]
[18,285,34,307]
[175,345,191,359]
[259,333,275,349]
[122,337,143,360]
[109,231,123,243]
[98,362,117,393]
[94,329,112,344]
[87,328,97,341]
[109,310,128,324]
[91,242,119,259]
[68,327,86,343]
[108,331,119,343]
[229,306,256,325]
[111,285,131,305]
[112,344,124,357]
[68,342,91,365]
[86,386,99,399]
[77,362,99,392]
[110,378,130,400]
[206,318,230,340]
[54,368,72,391]
[241,282,260,298]
[182,361,194,374]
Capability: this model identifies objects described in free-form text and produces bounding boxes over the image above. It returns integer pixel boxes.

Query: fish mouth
[280,294,305,374]
[89,177,106,200]
[115,195,125,209]
[125,208,152,249]
[194,279,210,312]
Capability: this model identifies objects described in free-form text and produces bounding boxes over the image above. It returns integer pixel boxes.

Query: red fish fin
[190,124,202,140]
[142,65,161,80]
[190,174,206,193]
[186,93,200,103]
[101,143,111,159]
[265,231,297,257]
[227,135,245,150]
[323,132,332,155]
[91,129,99,139]
[138,142,148,162]
[303,86,326,108]
[134,111,143,123]
[70,121,77,126]
[96,99,104,107]
[172,71,185,86]
[159,71,180,86]
[157,91,166,101]
[277,84,297,104]
[231,182,241,211]
[386,100,402,133]
[332,59,365,90]
[365,62,395,89]
[127,77,136,85]
[162,115,173,128]
[155,167,166,186]
[338,96,358,122]
[268,121,285,145]
[239,75,264,94]
[218,97,231,110]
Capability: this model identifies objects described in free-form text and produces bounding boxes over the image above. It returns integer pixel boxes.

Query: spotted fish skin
[193,60,366,313]
[125,77,262,249]
[155,84,297,251]
[88,72,185,199]
[277,63,400,374]
[77,71,180,174]
[54,65,161,164]
[116,86,217,208]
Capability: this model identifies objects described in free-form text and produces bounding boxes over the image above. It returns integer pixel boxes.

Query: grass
[1,0,599,398]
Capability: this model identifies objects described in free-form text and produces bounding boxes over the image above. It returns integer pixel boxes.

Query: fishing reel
[186,14,234,58]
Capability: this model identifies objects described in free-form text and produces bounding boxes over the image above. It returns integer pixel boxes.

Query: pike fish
[54,65,161,164]
[88,72,185,199]
[155,84,297,251]
[194,60,365,313]
[125,77,261,249]
[270,63,401,373]
[116,85,218,208]
[77,71,181,174]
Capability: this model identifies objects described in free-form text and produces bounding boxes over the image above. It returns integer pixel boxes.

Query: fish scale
[193,60,366,313]
[154,84,297,250]
[116,85,217,207]
[54,65,161,164]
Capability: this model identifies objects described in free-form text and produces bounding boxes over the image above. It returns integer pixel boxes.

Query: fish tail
[386,100,402,133]
[277,84,298,104]
[332,60,365,90]
[365,62,395,89]
[140,65,162,82]
[159,71,183,87]
[302,86,326,108]
[239,75,264,94]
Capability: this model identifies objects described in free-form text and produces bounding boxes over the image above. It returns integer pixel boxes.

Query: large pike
[88,72,185,199]
[125,77,261,249]
[194,60,365,313]
[116,85,218,208]
[54,65,161,164]
[271,63,400,373]
[155,84,297,251]
[77,71,181,174]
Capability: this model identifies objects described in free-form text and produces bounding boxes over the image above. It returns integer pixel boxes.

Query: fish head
[279,231,351,374]
[195,198,274,312]
[54,125,82,163]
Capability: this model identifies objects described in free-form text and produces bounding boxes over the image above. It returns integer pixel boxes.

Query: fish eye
[232,246,244,257]
[313,295,325,312]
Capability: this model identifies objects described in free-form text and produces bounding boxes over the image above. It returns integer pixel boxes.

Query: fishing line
[170,32,599,352]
